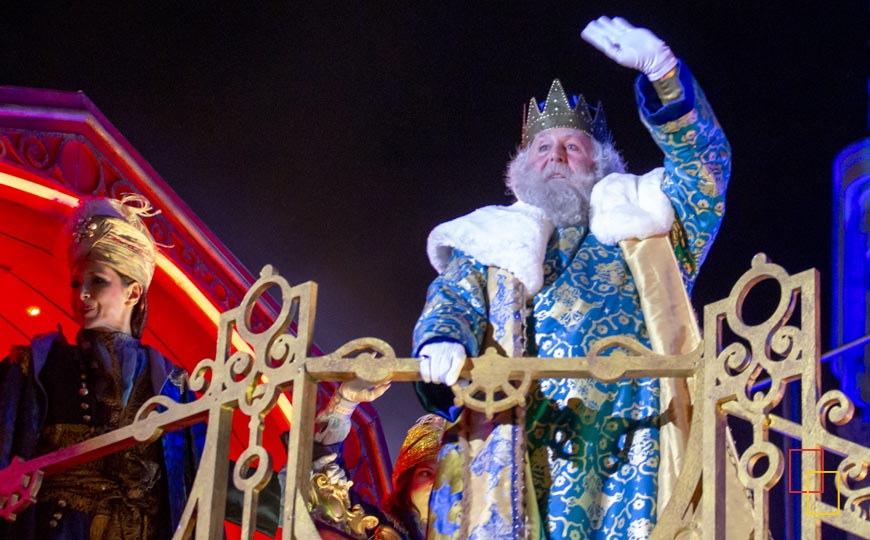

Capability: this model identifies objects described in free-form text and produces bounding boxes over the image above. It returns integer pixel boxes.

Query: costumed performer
[375,414,444,540]
[0,195,205,540]
[413,16,730,540]
[302,381,443,540]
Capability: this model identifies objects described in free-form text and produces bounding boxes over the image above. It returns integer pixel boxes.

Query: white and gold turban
[67,194,159,290]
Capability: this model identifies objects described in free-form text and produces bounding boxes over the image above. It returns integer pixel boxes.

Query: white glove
[311,453,350,485]
[337,378,391,403]
[581,16,677,81]
[418,341,466,386]
[313,379,389,445]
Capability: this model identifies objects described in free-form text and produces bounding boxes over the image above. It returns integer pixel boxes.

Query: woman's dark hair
[382,467,417,518]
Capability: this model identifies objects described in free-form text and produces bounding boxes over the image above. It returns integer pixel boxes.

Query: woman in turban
[0,195,203,540]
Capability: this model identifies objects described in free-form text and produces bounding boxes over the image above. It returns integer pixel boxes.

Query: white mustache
[542,162,573,179]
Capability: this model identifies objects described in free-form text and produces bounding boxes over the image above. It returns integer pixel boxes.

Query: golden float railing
[1,254,869,539]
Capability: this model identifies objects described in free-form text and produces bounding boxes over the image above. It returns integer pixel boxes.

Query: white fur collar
[427,201,553,297]
[426,168,674,296]
[589,168,674,245]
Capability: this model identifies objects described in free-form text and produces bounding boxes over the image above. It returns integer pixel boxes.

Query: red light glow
[3,170,294,421]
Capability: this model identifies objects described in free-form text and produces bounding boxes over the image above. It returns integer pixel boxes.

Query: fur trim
[427,202,554,297]
[589,168,674,246]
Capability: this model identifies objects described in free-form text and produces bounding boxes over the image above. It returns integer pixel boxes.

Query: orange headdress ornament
[391,414,446,487]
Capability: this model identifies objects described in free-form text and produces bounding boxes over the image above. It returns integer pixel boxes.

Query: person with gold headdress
[305,408,444,540]
[375,414,445,540]
[0,195,204,540]
[413,16,731,540]
[284,378,441,540]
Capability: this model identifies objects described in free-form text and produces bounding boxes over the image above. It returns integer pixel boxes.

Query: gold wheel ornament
[450,347,533,420]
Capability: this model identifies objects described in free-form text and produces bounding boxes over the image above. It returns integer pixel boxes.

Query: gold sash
[621,235,754,538]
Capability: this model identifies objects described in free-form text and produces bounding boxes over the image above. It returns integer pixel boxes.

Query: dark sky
[2,2,867,459]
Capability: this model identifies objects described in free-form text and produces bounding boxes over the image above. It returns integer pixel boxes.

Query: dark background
[2,2,867,471]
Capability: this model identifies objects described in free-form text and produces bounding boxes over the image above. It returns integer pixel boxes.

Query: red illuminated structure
[0,86,391,537]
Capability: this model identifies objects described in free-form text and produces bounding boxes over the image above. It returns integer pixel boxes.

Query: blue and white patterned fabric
[414,62,730,539]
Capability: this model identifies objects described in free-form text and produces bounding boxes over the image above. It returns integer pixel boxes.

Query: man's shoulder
[427,202,554,295]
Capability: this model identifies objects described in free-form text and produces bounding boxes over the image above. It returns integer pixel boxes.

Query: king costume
[413,59,730,539]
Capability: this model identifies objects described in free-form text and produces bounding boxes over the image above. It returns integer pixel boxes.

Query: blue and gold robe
[413,62,730,539]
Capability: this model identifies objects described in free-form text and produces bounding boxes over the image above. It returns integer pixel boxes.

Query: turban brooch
[67,194,159,290]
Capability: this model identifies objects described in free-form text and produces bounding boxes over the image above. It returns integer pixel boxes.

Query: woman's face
[70,260,141,334]
[409,460,438,518]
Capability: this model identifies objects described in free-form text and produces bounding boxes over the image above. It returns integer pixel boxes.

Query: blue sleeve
[636,61,731,290]
[158,368,209,531]
[412,249,489,421]
[0,354,24,470]
[0,347,41,471]
[412,249,489,356]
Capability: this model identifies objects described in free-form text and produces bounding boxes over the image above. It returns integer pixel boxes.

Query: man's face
[527,127,595,176]
[507,127,599,228]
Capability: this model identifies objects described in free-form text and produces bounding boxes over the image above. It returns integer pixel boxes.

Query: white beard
[507,160,597,228]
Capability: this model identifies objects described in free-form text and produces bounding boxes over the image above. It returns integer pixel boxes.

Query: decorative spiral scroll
[228,351,255,380]
[720,341,751,374]
[846,490,870,522]
[711,254,811,415]
[188,358,217,394]
[21,135,52,170]
[270,334,297,367]
[818,390,855,427]
[839,458,870,521]
[770,325,801,361]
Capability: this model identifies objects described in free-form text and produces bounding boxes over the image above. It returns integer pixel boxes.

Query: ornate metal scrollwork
[706,254,870,538]
[2,255,870,539]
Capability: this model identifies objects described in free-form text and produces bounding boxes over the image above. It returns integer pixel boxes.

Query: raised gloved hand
[581,16,677,81]
[418,340,466,386]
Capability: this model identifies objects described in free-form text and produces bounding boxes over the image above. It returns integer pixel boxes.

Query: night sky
[2,2,868,461]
